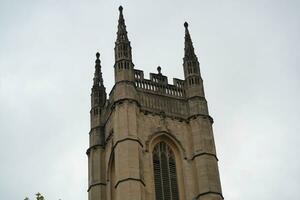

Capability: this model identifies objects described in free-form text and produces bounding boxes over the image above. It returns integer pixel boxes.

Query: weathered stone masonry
[87,6,223,200]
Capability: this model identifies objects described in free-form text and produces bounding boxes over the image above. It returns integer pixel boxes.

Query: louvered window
[153,142,179,200]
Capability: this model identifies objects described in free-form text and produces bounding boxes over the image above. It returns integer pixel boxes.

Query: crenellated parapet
[131,67,188,119]
[134,67,185,99]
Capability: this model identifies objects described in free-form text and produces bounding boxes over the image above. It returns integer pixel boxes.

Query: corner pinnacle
[93,51,103,86]
[184,21,196,59]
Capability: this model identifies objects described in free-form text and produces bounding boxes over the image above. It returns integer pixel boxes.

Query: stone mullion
[159,145,165,200]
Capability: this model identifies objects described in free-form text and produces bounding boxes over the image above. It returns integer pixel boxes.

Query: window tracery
[153,142,179,200]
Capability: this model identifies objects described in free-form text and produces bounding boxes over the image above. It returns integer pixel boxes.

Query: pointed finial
[184,21,191,37]
[95,52,100,64]
[116,5,129,42]
[184,21,189,28]
[184,21,196,59]
[157,66,162,74]
[93,51,103,86]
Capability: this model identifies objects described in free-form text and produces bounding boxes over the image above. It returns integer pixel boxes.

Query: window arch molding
[146,131,187,160]
[149,133,186,200]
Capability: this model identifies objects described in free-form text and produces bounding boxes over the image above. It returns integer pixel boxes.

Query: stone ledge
[115,177,145,188]
[188,114,214,123]
[194,191,224,199]
[191,152,219,161]
[86,144,103,155]
[87,181,106,192]
[112,137,144,150]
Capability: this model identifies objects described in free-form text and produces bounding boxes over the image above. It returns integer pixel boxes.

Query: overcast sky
[0,0,299,199]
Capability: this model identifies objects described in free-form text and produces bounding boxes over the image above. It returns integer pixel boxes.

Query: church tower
[87,6,223,200]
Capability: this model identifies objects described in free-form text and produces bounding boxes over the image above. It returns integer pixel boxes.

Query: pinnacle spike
[93,52,103,87]
[184,21,196,59]
[116,6,129,42]
[184,21,188,28]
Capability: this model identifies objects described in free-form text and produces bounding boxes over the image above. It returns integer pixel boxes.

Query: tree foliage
[24,192,60,200]
[24,193,42,200]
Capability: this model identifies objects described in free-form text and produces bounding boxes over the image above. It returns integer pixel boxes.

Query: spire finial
[93,52,103,87]
[184,21,190,36]
[119,5,123,12]
[157,66,162,74]
[116,5,129,42]
[184,21,189,28]
[95,52,100,65]
[184,21,196,59]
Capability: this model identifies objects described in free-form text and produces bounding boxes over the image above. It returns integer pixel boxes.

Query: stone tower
[87,6,223,200]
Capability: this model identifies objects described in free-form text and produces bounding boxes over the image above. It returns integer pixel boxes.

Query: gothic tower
[87,6,223,200]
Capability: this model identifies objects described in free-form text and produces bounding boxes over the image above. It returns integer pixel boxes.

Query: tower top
[119,5,123,12]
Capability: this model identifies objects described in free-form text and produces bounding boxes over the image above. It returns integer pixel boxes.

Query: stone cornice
[194,191,224,199]
[186,95,207,102]
[102,98,141,126]
[87,181,106,192]
[108,80,135,96]
[86,144,103,155]
[112,137,144,151]
[188,113,214,124]
[115,177,145,188]
[111,98,141,109]
[140,108,213,124]
[191,152,219,161]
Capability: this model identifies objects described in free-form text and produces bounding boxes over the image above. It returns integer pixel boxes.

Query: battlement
[134,68,185,98]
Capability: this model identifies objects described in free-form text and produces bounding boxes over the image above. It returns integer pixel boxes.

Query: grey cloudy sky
[0,0,299,199]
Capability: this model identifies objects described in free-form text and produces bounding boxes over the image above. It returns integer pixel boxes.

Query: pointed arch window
[153,142,179,200]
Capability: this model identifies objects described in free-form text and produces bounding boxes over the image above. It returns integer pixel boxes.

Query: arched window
[153,142,179,200]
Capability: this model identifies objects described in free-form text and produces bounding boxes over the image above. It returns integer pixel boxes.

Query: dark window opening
[153,142,179,200]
